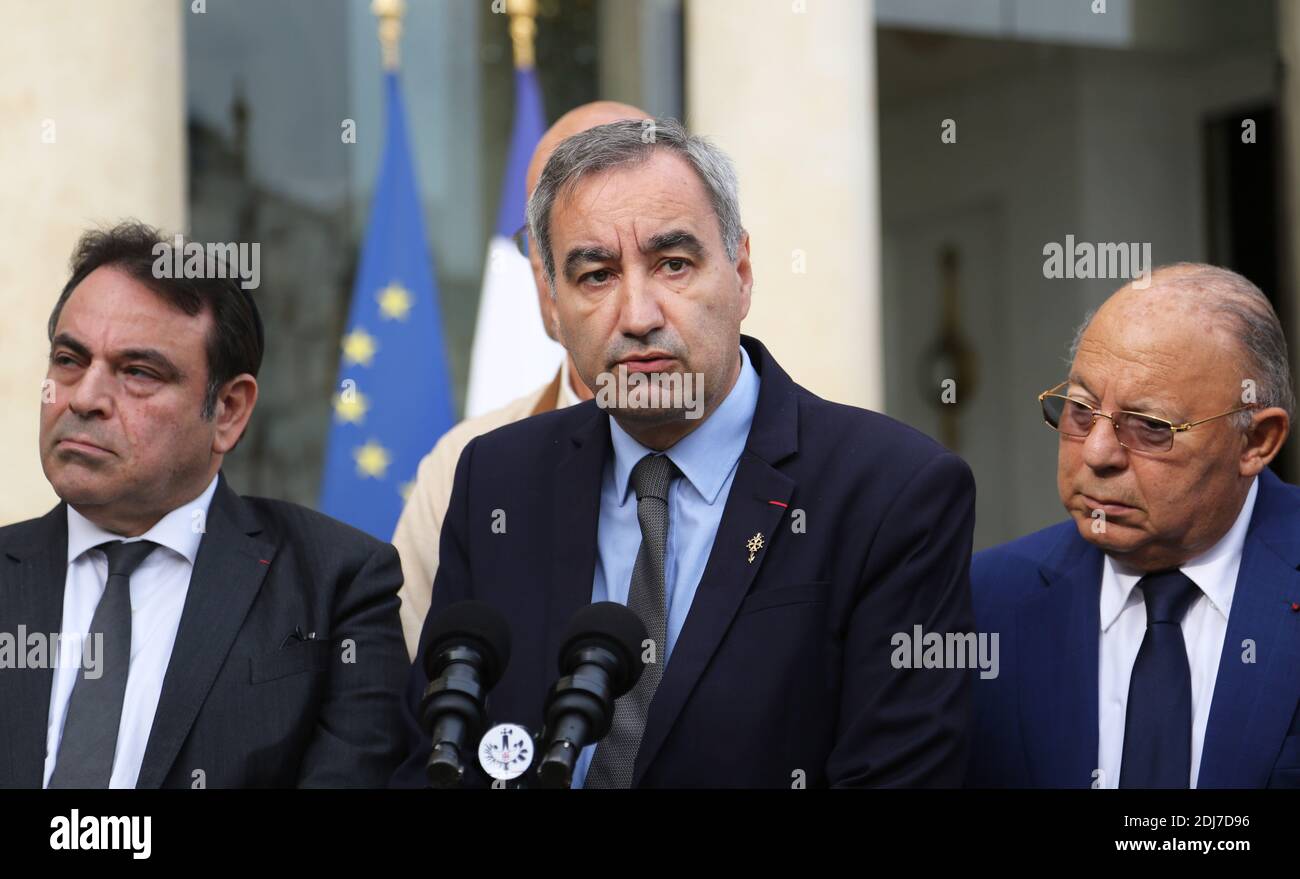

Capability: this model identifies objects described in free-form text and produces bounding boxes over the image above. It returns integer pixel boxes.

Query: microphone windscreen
[423,600,512,686]
[558,601,649,696]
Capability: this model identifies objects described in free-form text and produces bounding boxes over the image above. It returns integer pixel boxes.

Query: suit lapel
[0,505,68,787]
[1017,528,1100,789]
[633,337,799,784]
[1199,471,1300,788]
[135,475,276,788]
[546,405,610,685]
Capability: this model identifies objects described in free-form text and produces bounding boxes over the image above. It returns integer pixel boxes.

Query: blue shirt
[571,345,760,787]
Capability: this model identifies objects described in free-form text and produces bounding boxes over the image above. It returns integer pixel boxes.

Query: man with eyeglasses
[967,262,1299,789]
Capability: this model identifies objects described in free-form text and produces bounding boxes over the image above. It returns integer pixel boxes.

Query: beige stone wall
[0,0,185,525]
[685,0,881,410]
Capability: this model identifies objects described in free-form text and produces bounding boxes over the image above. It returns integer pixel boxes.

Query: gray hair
[526,117,744,291]
[1068,262,1295,428]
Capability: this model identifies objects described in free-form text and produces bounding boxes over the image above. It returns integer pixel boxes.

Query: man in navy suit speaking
[970,263,1300,789]
[393,118,977,788]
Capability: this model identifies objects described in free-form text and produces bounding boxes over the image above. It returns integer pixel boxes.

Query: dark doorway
[1204,104,1293,481]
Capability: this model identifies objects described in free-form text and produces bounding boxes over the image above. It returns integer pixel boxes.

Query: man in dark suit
[392,119,976,788]
[0,222,408,788]
[969,263,1300,789]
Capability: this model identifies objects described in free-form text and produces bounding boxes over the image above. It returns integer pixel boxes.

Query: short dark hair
[47,221,265,419]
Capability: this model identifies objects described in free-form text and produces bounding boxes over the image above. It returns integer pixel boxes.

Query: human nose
[65,362,115,420]
[1080,410,1127,471]
[615,267,666,340]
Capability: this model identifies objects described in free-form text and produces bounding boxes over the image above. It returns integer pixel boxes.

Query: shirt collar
[608,345,761,506]
[1100,476,1258,630]
[66,473,221,568]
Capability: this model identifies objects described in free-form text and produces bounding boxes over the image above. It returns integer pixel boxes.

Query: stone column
[685,0,881,409]
[0,0,186,524]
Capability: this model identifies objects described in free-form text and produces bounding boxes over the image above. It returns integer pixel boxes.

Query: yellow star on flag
[399,480,416,503]
[354,440,391,479]
[333,387,370,424]
[377,282,413,321]
[341,327,378,367]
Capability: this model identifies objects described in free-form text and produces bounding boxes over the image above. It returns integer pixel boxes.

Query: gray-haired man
[393,119,977,788]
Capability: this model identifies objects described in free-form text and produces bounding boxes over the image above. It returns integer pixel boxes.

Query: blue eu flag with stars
[319,71,455,539]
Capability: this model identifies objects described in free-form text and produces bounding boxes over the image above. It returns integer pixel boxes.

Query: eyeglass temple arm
[1176,404,1255,431]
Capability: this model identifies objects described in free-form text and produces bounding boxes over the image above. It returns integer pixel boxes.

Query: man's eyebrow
[116,348,184,380]
[643,229,704,257]
[1124,397,1168,415]
[1066,374,1095,398]
[50,333,91,360]
[563,246,618,280]
[52,334,183,381]
[1067,374,1177,417]
[560,230,706,281]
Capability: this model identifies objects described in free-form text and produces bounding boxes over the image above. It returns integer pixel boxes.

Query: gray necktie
[48,539,158,788]
[586,452,677,789]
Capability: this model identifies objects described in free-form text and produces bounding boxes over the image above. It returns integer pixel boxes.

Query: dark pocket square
[249,638,335,684]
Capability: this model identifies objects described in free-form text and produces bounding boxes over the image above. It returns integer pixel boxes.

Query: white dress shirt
[1097,476,1258,788]
[44,474,219,789]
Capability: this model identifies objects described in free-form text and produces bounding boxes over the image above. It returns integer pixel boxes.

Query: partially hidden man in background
[392,100,648,661]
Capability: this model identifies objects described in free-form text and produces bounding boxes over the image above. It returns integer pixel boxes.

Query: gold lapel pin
[746,532,764,564]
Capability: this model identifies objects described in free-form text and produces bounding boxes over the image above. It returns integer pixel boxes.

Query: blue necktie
[1119,569,1201,788]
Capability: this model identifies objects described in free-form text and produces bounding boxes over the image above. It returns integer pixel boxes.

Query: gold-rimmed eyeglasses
[1037,381,1254,453]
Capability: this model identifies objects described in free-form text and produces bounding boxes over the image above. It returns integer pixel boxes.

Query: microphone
[536,602,648,789]
[419,600,511,788]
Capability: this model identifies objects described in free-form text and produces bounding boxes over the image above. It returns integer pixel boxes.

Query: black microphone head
[558,601,649,696]
[422,600,511,687]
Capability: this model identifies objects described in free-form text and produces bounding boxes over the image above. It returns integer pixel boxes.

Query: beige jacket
[392,366,576,660]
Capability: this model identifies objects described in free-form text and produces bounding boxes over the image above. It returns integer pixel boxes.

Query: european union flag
[319,71,455,539]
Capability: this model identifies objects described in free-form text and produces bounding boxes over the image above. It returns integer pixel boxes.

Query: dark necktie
[585,453,677,788]
[48,539,158,788]
[1119,568,1201,789]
